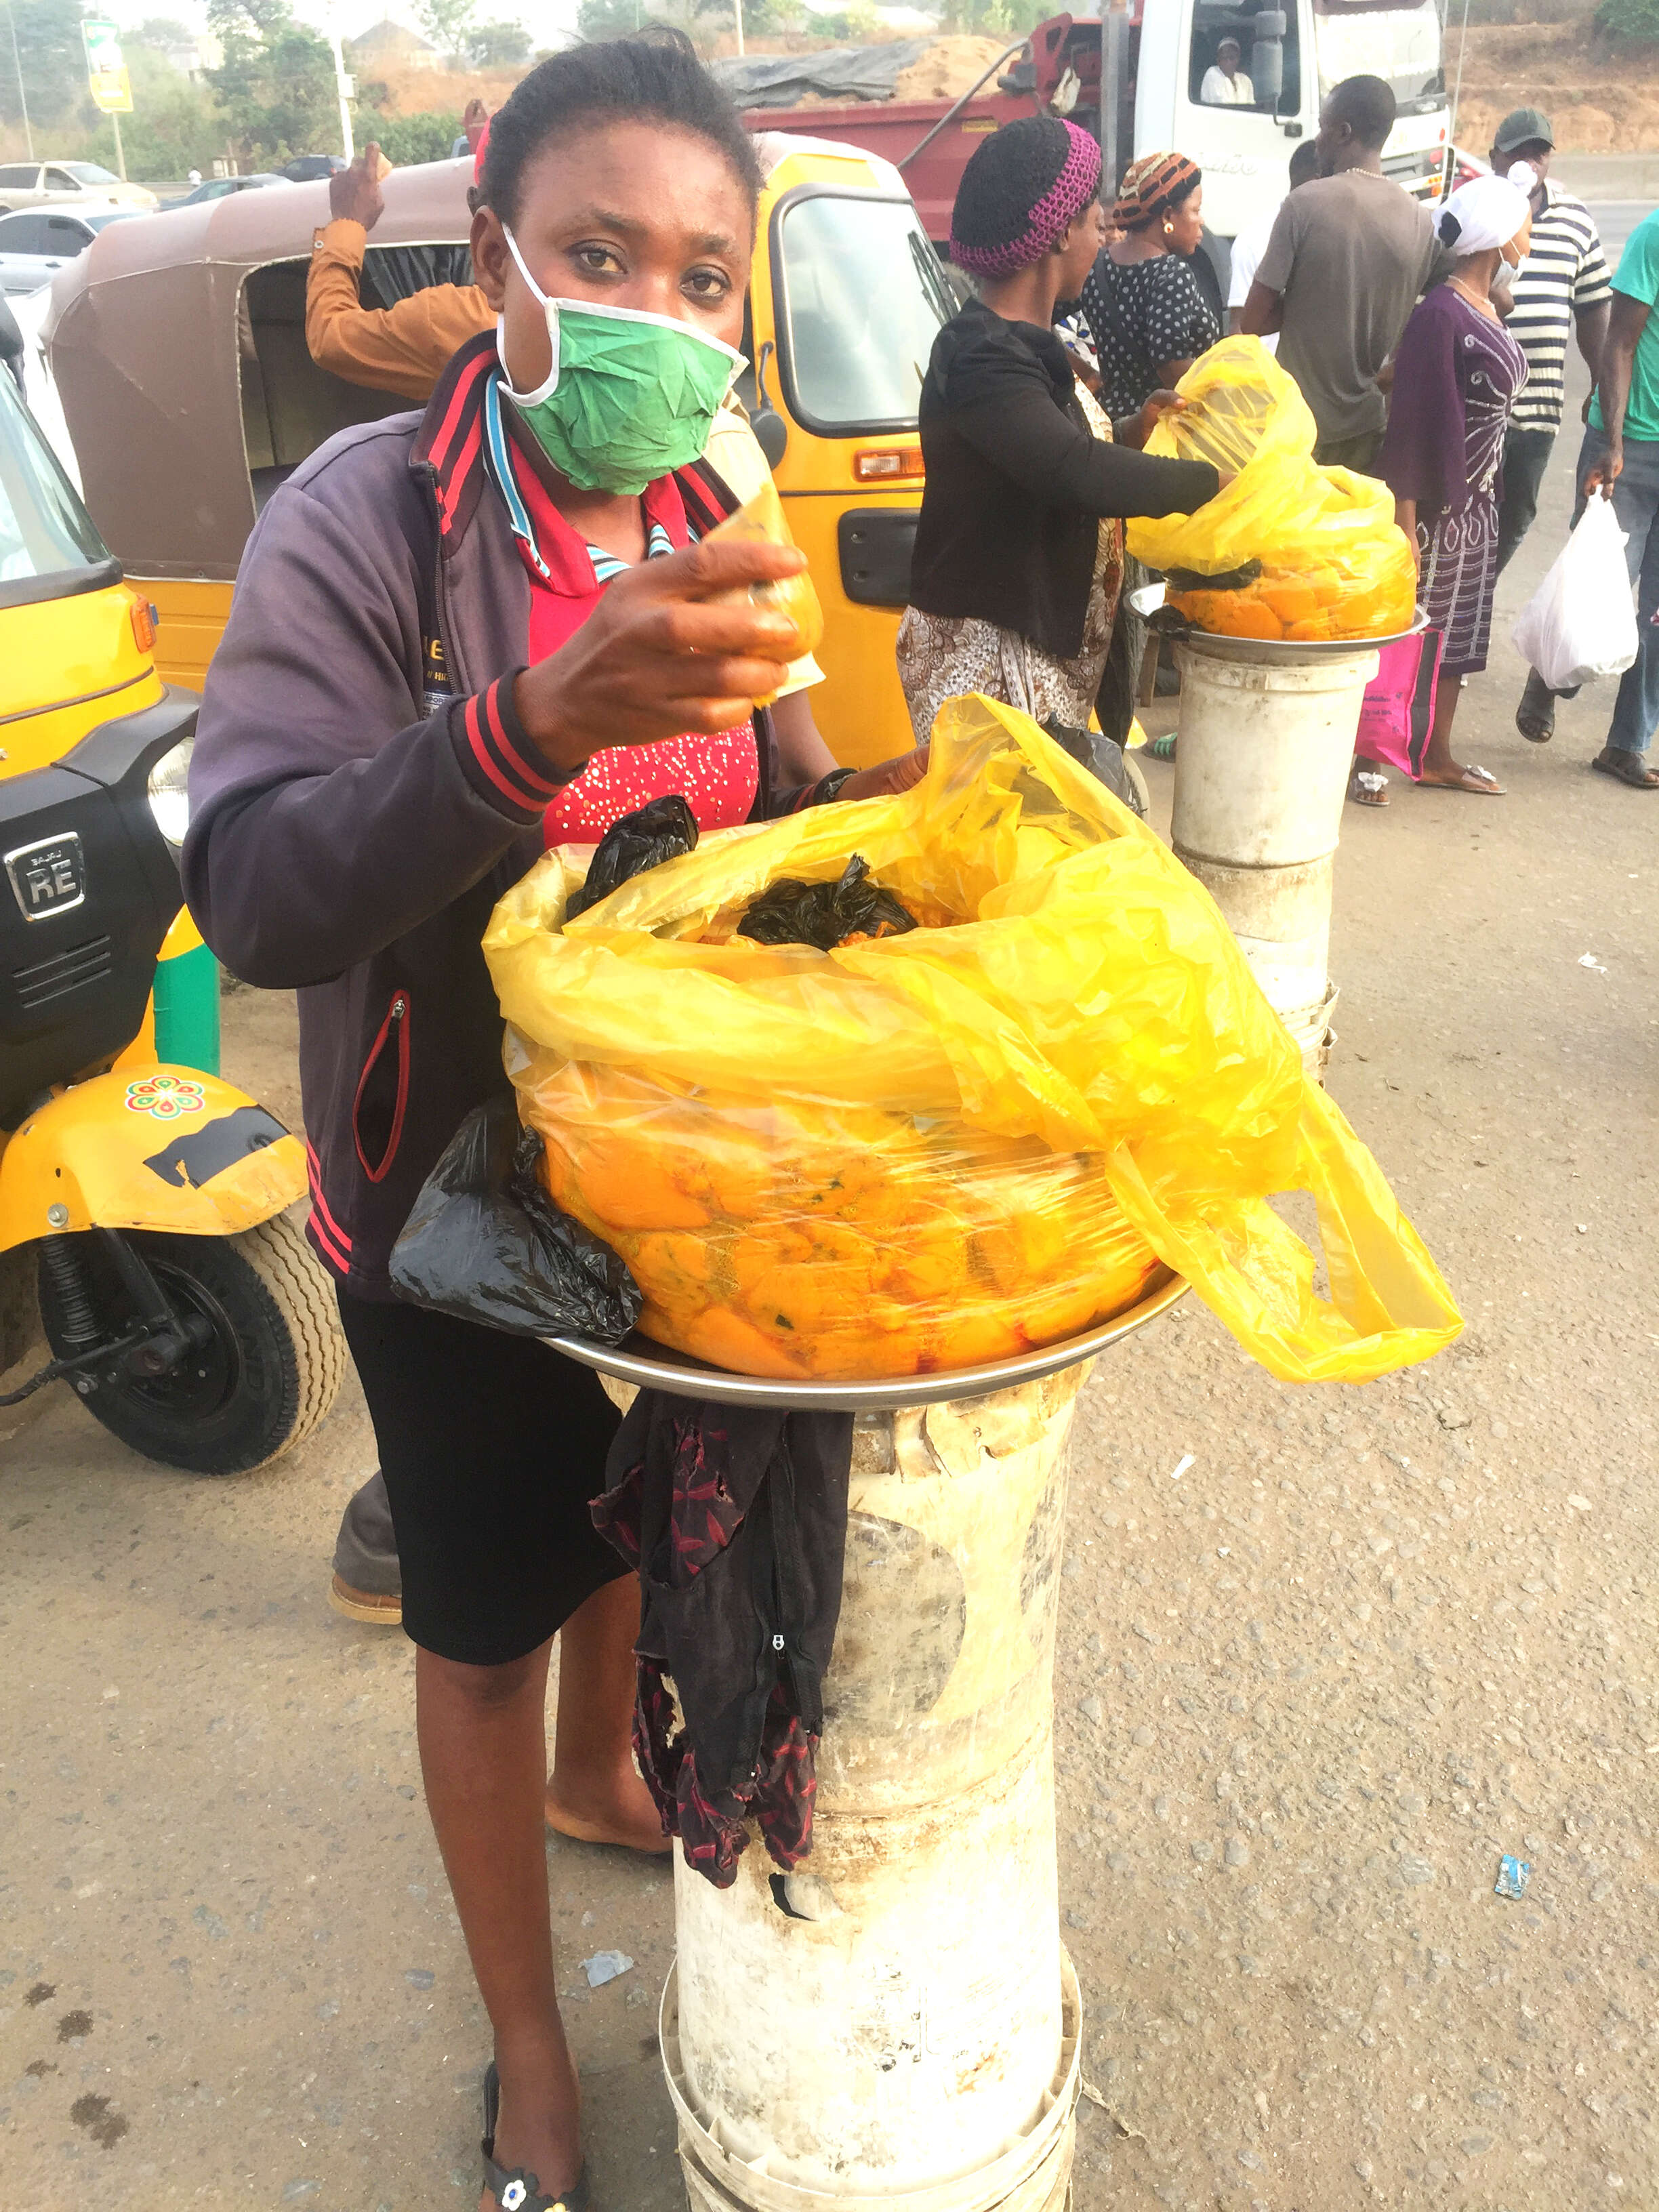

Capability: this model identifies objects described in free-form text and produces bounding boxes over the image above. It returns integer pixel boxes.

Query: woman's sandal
[1418,764,1504,796]
[1348,766,1390,806]
[1147,733,1176,762]
[1591,746,1659,790]
[481,2062,592,2212]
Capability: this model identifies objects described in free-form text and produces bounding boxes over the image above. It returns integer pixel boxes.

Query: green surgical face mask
[497,225,744,495]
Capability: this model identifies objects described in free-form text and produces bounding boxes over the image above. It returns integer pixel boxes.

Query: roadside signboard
[81,20,134,115]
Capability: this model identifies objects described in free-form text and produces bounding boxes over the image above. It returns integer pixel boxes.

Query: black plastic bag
[736,854,918,949]
[565,794,699,920]
[390,1094,642,1342]
[1040,716,1149,819]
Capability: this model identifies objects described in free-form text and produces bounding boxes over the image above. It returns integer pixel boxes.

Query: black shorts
[337,1293,627,1667]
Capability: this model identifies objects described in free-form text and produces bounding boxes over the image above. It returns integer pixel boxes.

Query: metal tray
[1128,579,1425,665]
[548,1272,1188,1410]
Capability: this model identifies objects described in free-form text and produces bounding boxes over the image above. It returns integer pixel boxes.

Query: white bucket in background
[665,1368,1090,2211]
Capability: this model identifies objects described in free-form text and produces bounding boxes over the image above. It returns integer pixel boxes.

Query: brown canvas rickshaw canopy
[48,161,475,581]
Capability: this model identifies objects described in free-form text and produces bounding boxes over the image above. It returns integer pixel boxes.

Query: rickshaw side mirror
[752,405,788,470]
[752,339,788,470]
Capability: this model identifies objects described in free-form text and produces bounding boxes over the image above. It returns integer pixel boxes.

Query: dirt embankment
[1450,19,1659,151]
[364,33,1016,118]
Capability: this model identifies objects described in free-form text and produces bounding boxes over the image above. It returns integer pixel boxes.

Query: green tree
[1597,0,1659,36]
[411,0,477,66]
[128,15,199,54]
[466,17,529,65]
[0,0,89,129]
[366,108,460,163]
[207,0,340,161]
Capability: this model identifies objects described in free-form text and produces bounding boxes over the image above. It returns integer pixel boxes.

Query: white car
[0,207,141,295]
[0,161,158,214]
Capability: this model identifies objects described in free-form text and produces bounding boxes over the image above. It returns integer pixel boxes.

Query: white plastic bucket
[1170,640,1376,1048]
[664,1368,1090,2209]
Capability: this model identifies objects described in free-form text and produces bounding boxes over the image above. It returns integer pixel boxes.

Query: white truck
[740,2,1454,255]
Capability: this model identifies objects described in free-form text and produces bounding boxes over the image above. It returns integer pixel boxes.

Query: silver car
[0,207,141,295]
[0,161,158,216]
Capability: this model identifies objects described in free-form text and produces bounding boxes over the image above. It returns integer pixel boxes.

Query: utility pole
[733,0,744,57]
[328,9,354,160]
[5,1,33,159]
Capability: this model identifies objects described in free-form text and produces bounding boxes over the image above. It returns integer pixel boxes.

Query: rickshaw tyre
[40,1213,346,1477]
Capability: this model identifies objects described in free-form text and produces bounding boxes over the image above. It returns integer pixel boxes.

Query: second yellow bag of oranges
[484,697,1460,1387]
[1127,336,1418,644]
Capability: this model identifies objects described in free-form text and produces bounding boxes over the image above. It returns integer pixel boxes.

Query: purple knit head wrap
[949,117,1103,279]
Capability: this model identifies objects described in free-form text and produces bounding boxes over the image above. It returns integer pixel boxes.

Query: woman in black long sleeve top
[899,117,1221,743]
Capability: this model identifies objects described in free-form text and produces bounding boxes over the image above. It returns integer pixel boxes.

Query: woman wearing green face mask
[184,41,926,2212]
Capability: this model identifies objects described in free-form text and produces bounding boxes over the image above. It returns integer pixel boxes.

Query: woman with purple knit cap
[899,117,1224,745]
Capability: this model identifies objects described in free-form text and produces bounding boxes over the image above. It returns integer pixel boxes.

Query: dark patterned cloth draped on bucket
[1380,283,1528,678]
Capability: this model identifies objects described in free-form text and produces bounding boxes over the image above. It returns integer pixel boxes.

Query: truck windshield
[0,364,111,605]
[774,193,954,433]
[1313,0,1443,113]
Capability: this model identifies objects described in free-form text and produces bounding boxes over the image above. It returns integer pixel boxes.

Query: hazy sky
[100,0,585,50]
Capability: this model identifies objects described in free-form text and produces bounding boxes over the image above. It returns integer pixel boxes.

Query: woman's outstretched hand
[835,744,930,802]
[514,539,809,772]
[1127,390,1187,449]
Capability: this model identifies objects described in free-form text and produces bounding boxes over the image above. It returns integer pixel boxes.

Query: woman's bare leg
[415,1636,583,2209]
[1420,674,1504,793]
[546,1574,667,1852]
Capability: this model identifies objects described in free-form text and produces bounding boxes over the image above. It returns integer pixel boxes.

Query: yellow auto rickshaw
[47,136,946,768]
[0,361,344,1471]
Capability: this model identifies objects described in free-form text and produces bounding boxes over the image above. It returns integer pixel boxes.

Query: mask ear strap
[497,224,561,405]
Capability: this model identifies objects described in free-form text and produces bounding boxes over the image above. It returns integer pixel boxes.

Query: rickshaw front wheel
[39,1214,346,1476]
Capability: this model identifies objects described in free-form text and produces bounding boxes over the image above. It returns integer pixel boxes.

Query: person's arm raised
[184,510,810,989]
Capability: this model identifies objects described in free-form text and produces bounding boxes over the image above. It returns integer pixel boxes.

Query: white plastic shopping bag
[1513,495,1639,691]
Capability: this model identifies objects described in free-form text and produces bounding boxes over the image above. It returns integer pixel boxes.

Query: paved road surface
[1,283,1656,2209]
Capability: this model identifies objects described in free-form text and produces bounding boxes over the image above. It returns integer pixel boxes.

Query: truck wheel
[39,1214,346,1475]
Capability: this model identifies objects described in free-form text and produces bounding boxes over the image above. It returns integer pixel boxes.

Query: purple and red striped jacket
[184,332,806,1298]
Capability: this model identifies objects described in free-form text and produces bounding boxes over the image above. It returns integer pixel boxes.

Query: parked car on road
[281,155,346,182]
[165,173,286,209]
[0,207,141,295]
[0,161,158,214]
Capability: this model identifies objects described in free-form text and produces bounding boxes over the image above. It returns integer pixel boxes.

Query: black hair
[478,36,764,229]
[1324,73,1397,151]
[1288,138,1321,186]
[951,116,1096,265]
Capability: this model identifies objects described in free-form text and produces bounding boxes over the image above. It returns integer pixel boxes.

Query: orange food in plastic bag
[1131,337,1418,644]
[484,697,1463,1387]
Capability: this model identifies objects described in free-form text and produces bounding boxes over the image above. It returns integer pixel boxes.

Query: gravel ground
[2,270,1656,2211]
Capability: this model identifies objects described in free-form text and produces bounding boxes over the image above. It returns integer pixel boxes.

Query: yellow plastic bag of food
[1126,336,1418,643]
[483,695,1461,1386]
[702,478,824,701]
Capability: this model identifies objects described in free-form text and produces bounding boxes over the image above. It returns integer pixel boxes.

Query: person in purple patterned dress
[1374,175,1534,798]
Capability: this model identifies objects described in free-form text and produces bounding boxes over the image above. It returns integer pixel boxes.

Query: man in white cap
[1201,35,1254,106]
[1489,106,1611,579]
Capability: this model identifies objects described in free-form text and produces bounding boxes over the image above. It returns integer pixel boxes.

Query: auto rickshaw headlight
[147,735,194,857]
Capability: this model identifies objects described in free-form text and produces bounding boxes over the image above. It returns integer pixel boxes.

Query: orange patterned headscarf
[1113,150,1202,234]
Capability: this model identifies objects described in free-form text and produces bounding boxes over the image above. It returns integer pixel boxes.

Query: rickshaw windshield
[773,192,953,434]
[0,365,112,609]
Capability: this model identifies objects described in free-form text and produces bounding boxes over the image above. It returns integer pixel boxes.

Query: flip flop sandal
[1147,733,1176,762]
[1591,746,1659,789]
[481,2062,591,2212]
[1420,764,1504,796]
[1515,675,1556,744]
[1348,766,1390,806]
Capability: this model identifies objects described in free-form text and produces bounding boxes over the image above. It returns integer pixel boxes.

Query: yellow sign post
[81,20,132,180]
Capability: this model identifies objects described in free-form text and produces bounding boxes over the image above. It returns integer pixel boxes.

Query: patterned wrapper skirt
[1418,491,1500,680]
